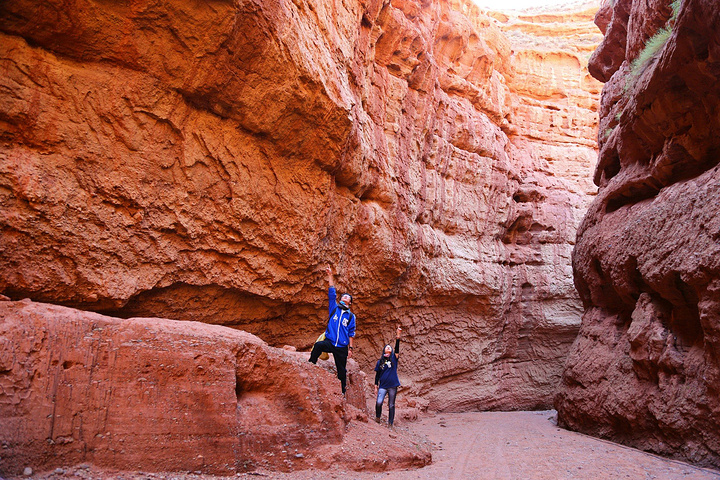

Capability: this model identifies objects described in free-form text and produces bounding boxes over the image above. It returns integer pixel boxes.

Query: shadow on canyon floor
[10,411,720,480]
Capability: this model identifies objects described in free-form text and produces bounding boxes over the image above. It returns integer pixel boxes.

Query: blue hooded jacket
[325,286,356,347]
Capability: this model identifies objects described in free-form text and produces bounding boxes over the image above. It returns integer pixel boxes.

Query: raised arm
[326,266,337,314]
[395,325,401,358]
[326,265,335,288]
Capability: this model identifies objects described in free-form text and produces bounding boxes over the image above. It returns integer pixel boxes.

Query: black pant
[309,338,349,393]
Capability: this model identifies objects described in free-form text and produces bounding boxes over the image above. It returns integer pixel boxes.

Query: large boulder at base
[555,0,720,469]
[0,299,427,476]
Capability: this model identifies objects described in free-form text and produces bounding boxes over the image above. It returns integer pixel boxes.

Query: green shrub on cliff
[631,27,672,74]
[670,0,681,21]
[625,26,672,91]
[624,0,680,92]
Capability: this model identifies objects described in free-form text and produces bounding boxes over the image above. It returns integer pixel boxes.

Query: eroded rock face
[0,298,433,476]
[0,0,601,411]
[555,0,720,468]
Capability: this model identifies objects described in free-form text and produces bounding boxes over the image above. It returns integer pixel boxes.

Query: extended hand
[396,325,402,338]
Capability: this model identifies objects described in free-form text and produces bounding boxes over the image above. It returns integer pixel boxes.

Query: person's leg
[331,346,349,393]
[309,338,330,364]
[387,387,397,426]
[376,387,388,421]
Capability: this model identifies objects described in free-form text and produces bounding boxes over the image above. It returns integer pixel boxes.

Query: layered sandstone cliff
[0,0,600,412]
[555,0,720,469]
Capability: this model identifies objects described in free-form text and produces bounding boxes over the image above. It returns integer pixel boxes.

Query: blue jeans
[375,387,397,425]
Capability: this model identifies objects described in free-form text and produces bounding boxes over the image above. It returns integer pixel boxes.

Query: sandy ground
[9,411,720,480]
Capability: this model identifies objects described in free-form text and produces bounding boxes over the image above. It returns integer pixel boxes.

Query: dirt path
[257,411,720,480]
[14,411,720,480]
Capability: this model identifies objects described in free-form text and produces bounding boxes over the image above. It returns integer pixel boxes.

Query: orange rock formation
[0,298,430,475]
[0,0,600,419]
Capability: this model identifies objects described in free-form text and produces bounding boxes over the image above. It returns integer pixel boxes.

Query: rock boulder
[0,299,431,476]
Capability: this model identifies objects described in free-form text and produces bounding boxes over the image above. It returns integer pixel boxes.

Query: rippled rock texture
[0,0,601,411]
[555,0,720,469]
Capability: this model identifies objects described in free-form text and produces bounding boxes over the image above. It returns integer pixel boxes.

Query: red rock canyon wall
[0,298,430,475]
[0,0,601,416]
[555,0,720,469]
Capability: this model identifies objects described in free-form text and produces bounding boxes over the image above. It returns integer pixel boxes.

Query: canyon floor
[10,411,720,480]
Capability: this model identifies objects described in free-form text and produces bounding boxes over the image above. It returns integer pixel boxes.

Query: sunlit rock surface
[0,0,600,411]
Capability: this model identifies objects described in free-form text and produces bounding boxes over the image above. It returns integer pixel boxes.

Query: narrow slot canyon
[1,0,719,477]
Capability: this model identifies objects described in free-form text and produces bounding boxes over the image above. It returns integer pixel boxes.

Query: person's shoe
[374,417,381,424]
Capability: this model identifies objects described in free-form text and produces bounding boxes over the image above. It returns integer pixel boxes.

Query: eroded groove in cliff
[103,283,288,324]
[604,181,660,213]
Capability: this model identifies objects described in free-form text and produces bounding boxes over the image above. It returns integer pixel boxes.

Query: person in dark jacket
[374,325,402,426]
[309,266,356,394]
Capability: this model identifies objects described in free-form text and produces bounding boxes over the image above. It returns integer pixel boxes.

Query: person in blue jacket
[374,325,402,427]
[308,266,356,394]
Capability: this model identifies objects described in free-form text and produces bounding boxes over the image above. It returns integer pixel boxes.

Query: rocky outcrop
[0,0,601,412]
[0,298,430,476]
[555,0,720,469]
